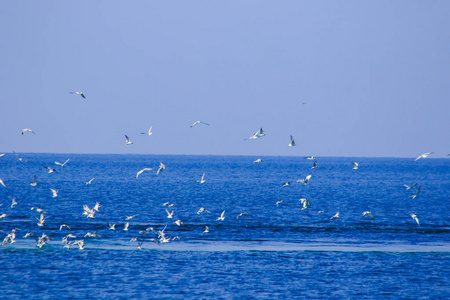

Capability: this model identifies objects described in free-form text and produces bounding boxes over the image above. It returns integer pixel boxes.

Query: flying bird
[190,121,210,128]
[85,177,95,185]
[411,186,421,199]
[245,128,265,140]
[415,152,434,161]
[124,135,133,145]
[281,182,291,187]
[13,151,30,163]
[236,213,250,220]
[50,188,59,198]
[216,210,225,221]
[304,156,315,160]
[409,212,420,226]
[311,161,318,169]
[44,166,56,173]
[299,198,310,210]
[157,162,166,175]
[69,91,86,99]
[0,179,5,187]
[276,199,283,206]
[297,175,312,185]
[11,197,18,208]
[331,212,340,219]
[0,153,5,157]
[30,175,37,187]
[141,126,153,136]
[165,209,174,219]
[55,158,70,167]
[404,183,417,190]
[197,173,206,184]
[288,135,296,147]
[136,168,153,179]
[254,158,262,163]
[21,128,35,135]
[125,214,139,220]
[352,162,359,170]
[362,211,375,219]
[197,207,210,214]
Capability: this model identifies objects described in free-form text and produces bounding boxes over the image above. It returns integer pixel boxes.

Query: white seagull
[288,135,296,147]
[197,173,206,183]
[245,127,265,140]
[21,128,36,135]
[411,186,421,199]
[304,156,315,160]
[55,158,70,167]
[44,166,56,174]
[165,209,174,219]
[125,135,133,145]
[125,214,139,220]
[197,207,211,214]
[299,198,310,210]
[141,126,153,136]
[157,161,166,175]
[0,153,5,157]
[254,158,262,163]
[404,183,418,190]
[0,179,5,187]
[123,222,130,231]
[190,121,210,128]
[409,213,420,226]
[331,211,340,219]
[136,168,153,179]
[216,210,225,221]
[276,199,283,206]
[85,177,95,185]
[311,161,318,169]
[69,91,86,99]
[30,175,37,187]
[297,175,312,185]
[281,182,290,187]
[50,188,59,198]
[362,211,375,219]
[352,162,359,170]
[11,197,18,208]
[415,152,434,161]
[203,226,209,233]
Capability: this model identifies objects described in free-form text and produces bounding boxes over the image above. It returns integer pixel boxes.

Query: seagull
[174,220,183,226]
[404,183,418,190]
[59,224,71,230]
[297,175,312,185]
[125,135,133,145]
[165,209,174,219]
[21,128,35,135]
[245,127,265,140]
[311,161,318,169]
[55,158,70,167]
[85,177,95,185]
[236,213,249,220]
[93,202,101,212]
[157,161,166,175]
[136,168,153,179]
[409,213,420,226]
[254,158,262,163]
[13,151,30,163]
[69,91,86,99]
[190,121,210,128]
[83,205,96,218]
[73,239,85,250]
[137,241,144,250]
[125,214,139,220]
[197,207,210,214]
[352,162,359,170]
[141,126,153,136]
[84,229,101,238]
[0,179,5,187]
[44,166,56,173]
[0,153,5,157]
[24,231,36,238]
[276,199,283,206]
[216,210,225,221]
[197,173,206,183]
[299,198,310,210]
[0,213,8,220]
[123,222,130,231]
[108,224,116,230]
[304,156,315,160]
[288,135,296,147]
[50,188,59,198]
[362,211,375,219]
[281,182,290,187]
[163,202,174,207]
[11,197,18,208]
[415,152,434,161]
[203,226,209,233]
[331,211,340,219]
[36,213,45,226]
[30,175,37,187]
[411,186,421,199]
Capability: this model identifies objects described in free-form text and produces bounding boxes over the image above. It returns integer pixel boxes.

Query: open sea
[0,153,449,299]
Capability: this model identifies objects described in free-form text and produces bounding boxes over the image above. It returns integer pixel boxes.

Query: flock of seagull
[0,93,442,250]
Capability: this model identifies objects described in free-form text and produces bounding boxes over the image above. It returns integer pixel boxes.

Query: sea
[0,154,449,299]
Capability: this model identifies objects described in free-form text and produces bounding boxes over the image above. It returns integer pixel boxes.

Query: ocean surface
[0,154,449,299]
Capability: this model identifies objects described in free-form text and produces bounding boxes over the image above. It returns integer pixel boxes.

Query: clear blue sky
[1,1,449,157]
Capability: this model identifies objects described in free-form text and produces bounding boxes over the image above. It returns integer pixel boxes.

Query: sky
[1,1,449,158]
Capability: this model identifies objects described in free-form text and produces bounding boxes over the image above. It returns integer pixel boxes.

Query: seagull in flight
[11,197,18,208]
[125,214,139,220]
[0,153,5,157]
[141,126,153,136]
[30,175,37,187]
[55,158,70,167]
[404,183,418,190]
[69,91,86,99]
[163,202,174,207]
[415,152,434,161]
[331,211,340,219]
[125,135,133,145]
[190,121,210,128]
[203,226,209,233]
[297,175,311,185]
[254,158,262,163]
[281,182,291,187]
[304,156,315,160]
[157,161,166,175]
[352,162,359,170]
[136,168,153,179]
[85,177,95,185]
[197,207,211,214]
[197,173,206,183]
[165,209,174,219]
[0,179,5,187]
[50,188,59,198]
[299,198,310,210]
[245,127,265,140]
[311,161,318,169]
[362,211,375,219]
[216,210,225,221]
[276,199,283,206]
[21,128,35,135]
[409,212,420,226]
[411,185,421,199]
[288,135,296,147]
[13,151,30,163]
[236,213,250,220]
[44,166,56,173]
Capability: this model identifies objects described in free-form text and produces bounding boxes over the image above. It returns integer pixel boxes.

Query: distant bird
[69,91,86,99]
[83,205,96,218]
[203,226,209,233]
[197,207,210,214]
[165,209,174,219]
[0,153,5,157]
[245,127,265,140]
[73,239,85,250]
[13,151,30,163]
[85,177,95,185]
[141,126,153,136]
[157,162,166,175]
[123,222,130,231]
[297,175,312,185]
[59,224,71,231]
[362,211,375,219]
[44,166,56,174]
[0,213,9,220]
[311,161,318,169]
[288,135,296,147]
[24,231,36,238]
[36,213,45,226]
[276,199,283,206]
[254,158,262,163]
[55,158,70,167]
[109,224,116,230]
[84,229,100,238]
[236,213,249,220]
[125,135,133,145]
[190,121,210,128]
[304,156,315,160]
[163,202,174,207]
[174,220,183,226]
[352,162,359,170]
[404,183,418,190]
[299,198,310,210]
[331,212,340,219]
[197,173,206,183]
[0,179,5,187]
[409,212,420,226]
[415,152,434,161]
[93,202,101,212]
[30,175,37,187]
[411,186,421,199]
[125,214,139,220]
[136,168,153,179]
[21,128,35,135]
[50,188,59,198]
[281,182,290,187]
[216,210,225,221]
[11,197,18,208]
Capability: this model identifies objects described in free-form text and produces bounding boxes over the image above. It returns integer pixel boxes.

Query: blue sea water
[0,154,449,299]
